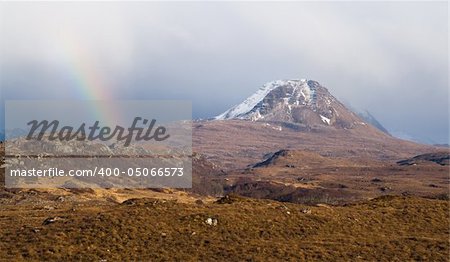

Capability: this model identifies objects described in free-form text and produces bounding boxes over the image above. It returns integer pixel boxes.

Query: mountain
[215,79,368,129]
[194,79,440,169]
[356,110,390,134]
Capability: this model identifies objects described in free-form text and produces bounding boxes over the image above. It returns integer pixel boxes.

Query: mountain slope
[216,79,367,129]
[357,110,390,134]
[193,120,438,169]
[195,79,440,169]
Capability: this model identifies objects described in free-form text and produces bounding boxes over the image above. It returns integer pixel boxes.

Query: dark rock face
[253,149,290,168]
[397,152,450,166]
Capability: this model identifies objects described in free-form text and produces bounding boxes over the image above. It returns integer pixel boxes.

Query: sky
[0,1,448,144]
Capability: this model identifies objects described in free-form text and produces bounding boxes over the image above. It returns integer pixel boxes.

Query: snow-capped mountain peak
[215,79,367,129]
[215,79,316,120]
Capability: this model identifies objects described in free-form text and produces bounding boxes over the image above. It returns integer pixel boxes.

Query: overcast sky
[0,2,448,144]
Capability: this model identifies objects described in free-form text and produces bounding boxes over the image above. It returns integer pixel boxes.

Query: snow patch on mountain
[320,115,331,125]
[215,79,311,120]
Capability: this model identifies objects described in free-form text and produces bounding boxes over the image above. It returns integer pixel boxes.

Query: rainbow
[60,32,123,127]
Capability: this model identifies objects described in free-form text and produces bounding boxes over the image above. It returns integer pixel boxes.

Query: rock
[56,196,65,202]
[205,217,218,226]
[216,194,243,204]
[301,208,312,214]
[42,216,62,225]
[397,152,450,166]
[379,187,391,192]
[277,205,289,210]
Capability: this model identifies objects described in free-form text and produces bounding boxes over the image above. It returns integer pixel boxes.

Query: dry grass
[0,195,448,261]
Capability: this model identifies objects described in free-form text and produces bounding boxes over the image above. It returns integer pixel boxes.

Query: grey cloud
[0,2,448,143]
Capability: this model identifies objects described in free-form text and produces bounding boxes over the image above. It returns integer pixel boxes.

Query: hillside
[193,120,440,169]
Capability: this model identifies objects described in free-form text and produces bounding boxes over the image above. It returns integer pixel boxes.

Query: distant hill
[356,110,390,135]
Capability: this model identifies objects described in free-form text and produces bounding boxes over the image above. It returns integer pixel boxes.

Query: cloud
[0,2,448,143]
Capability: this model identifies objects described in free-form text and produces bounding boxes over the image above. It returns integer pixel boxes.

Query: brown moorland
[0,195,448,261]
